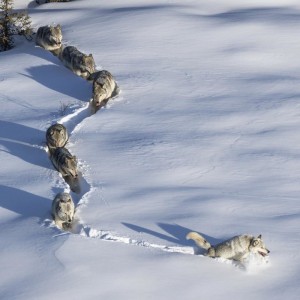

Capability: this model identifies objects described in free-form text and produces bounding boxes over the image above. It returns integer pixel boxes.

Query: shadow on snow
[122,222,221,249]
[0,184,51,220]
[189,7,300,25]
[0,120,49,169]
[22,65,91,101]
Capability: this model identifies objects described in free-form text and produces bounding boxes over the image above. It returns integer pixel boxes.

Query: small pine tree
[0,0,13,51]
[0,0,32,51]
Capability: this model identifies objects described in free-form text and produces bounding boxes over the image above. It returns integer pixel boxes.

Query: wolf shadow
[122,222,221,254]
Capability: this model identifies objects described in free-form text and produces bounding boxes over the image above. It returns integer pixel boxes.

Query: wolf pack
[36,23,119,231]
[36,21,270,265]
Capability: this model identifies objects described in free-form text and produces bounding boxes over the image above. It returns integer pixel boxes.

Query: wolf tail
[186,232,211,250]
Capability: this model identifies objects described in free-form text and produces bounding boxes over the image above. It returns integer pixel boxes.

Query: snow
[1,0,300,299]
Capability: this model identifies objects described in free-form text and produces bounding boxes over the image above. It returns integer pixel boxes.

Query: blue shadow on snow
[122,222,221,248]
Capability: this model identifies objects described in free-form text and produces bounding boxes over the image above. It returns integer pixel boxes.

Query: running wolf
[52,192,75,230]
[186,232,270,262]
[59,46,96,79]
[36,25,62,52]
[50,147,78,179]
[46,123,68,151]
[90,70,120,108]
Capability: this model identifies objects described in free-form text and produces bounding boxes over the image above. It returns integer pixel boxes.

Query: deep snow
[1,0,300,299]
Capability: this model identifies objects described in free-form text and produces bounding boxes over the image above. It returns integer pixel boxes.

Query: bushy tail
[186,232,211,250]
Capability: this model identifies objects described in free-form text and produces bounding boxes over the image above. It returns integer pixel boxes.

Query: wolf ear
[89,54,93,57]
[257,234,262,239]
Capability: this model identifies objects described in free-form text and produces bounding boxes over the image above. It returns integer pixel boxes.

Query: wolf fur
[52,192,75,230]
[50,147,78,179]
[36,0,70,4]
[36,25,62,51]
[59,46,96,79]
[46,123,68,150]
[90,70,120,107]
[186,232,270,262]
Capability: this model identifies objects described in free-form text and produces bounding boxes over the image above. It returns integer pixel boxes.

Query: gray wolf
[186,232,270,262]
[36,0,70,4]
[50,147,78,179]
[46,123,68,151]
[59,46,96,79]
[90,70,120,108]
[52,192,75,230]
[36,25,62,52]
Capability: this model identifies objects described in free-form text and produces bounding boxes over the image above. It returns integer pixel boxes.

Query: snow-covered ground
[1,0,300,299]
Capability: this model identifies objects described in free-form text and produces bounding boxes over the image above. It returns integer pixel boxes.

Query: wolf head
[93,84,108,106]
[46,124,68,148]
[49,127,64,147]
[82,54,96,76]
[92,71,115,106]
[249,235,270,257]
[49,25,62,48]
[54,192,75,223]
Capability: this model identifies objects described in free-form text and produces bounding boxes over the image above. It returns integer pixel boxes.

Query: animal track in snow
[34,9,270,273]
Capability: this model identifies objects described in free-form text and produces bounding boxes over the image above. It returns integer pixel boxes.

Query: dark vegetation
[0,0,32,51]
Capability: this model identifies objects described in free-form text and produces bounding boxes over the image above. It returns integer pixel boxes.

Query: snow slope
[1,0,300,299]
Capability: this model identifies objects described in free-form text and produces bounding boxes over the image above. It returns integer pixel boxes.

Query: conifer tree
[0,0,32,51]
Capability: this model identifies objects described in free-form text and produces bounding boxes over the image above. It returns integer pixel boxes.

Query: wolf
[50,147,78,179]
[90,70,120,108]
[36,0,70,4]
[59,46,96,79]
[52,192,75,230]
[46,123,68,151]
[36,25,62,52]
[186,232,270,262]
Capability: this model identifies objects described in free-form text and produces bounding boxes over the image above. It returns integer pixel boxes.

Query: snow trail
[34,7,269,273]
[39,84,202,259]
[44,78,198,259]
[78,223,195,255]
[39,47,269,273]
